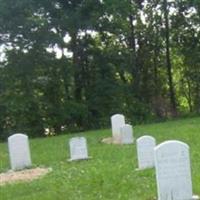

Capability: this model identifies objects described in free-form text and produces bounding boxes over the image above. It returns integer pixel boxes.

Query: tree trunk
[163,0,177,116]
[71,32,82,102]
[153,21,159,96]
[129,14,140,96]
[186,78,193,112]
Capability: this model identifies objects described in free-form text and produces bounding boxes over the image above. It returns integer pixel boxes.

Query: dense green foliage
[0,117,200,199]
[0,0,200,138]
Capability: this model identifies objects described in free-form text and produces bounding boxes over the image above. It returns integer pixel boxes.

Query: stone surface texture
[69,137,88,161]
[154,140,193,200]
[8,133,32,170]
[136,135,156,169]
[111,114,125,142]
[120,124,134,144]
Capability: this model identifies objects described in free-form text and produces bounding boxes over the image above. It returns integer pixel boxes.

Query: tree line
[0,0,200,140]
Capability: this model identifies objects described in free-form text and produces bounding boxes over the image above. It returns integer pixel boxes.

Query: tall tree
[163,0,177,115]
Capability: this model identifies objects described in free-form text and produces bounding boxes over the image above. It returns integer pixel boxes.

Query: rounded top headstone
[8,133,31,170]
[154,140,189,152]
[8,133,28,141]
[137,135,155,143]
[111,114,124,119]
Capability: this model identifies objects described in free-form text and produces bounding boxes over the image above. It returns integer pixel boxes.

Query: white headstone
[136,135,156,169]
[8,133,32,170]
[111,114,125,142]
[154,140,196,200]
[69,137,89,161]
[120,124,134,144]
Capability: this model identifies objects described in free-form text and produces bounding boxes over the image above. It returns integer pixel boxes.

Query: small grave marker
[120,124,134,144]
[68,137,89,161]
[8,133,32,170]
[136,135,156,170]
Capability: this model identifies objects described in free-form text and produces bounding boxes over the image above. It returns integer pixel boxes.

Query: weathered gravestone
[111,114,125,142]
[154,140,199,200]
[120,124,134,144]
[136,135,156,170]
[68,137,89,161]
[8,133,32,170]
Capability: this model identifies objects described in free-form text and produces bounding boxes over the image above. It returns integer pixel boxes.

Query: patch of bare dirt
[0,167,52,186]
[101,137,122,144]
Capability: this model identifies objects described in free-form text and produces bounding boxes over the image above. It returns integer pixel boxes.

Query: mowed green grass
[0,117,200,200]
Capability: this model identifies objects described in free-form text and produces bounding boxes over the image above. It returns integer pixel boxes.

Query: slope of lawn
[0,117,200,200]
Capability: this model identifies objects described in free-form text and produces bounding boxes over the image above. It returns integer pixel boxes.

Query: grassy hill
[0,117,200,200]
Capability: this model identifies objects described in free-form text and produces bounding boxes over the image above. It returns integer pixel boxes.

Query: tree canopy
[0,0,200,139]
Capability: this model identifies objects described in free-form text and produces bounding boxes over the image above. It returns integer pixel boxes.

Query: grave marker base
[192,195,200,200]
[68,157,92,162]
[135,166,154,171]
[156,195,200,200]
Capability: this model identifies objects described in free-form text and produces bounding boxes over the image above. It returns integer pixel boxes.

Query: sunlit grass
[0,117,199,200]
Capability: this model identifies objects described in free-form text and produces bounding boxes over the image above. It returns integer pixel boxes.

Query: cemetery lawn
[0,117,200,200]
